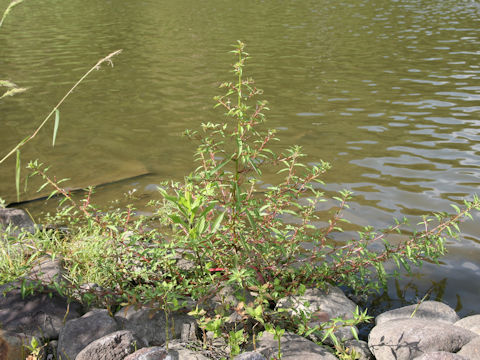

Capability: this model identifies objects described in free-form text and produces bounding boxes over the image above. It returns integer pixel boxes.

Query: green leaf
[52,109,60,147]
[450,204,460,214]
[169,214,187,228]
[350,326,359,341]
[207,155,234,177]
[211,211,226,233]
[0,0,26,29]
[246,210,257,232]
[15,149,20,202]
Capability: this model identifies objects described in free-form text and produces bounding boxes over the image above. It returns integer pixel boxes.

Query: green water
[1,0,479,315]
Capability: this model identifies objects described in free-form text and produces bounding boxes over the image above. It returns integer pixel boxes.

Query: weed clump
[1,41,479,358]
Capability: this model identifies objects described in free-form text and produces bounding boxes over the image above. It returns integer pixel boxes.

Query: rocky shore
[1,208,480,360]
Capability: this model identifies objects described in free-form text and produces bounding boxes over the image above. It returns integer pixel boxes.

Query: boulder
[212,284,256,307]
[0,330,37,360]
[457,335,480,359]
[234,352,267,360]
[368,318,477,360]
[455,315,480,335]
[124,346,170,360]
[276,285,359,343]
[0,282,82,339]
[124,341,210,360]
[27,256,66,287]
[344,339,373,360]
[75,330,143,360]
[276,285,357,320]
[413,351,469,359]
[254,332,338,360]
[57,309,119,360]
[115,306,196,346]
[168,341,210,360]
[376,301,459,325]
[0,208,36,236]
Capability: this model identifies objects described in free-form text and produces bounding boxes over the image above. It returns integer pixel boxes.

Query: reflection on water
[1,0,479,315]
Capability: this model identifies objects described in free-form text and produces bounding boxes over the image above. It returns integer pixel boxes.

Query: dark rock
[376,301,459,325]
[42,340,58,360]
[75,330,143,360]
[115,306,196,346]
[0,282,82,339]
[455,314,480,335]
[0,208,36,236]
[254,331,338,360]
[57,309,119,360]
[368,318,477,360]
[457,335,480,359]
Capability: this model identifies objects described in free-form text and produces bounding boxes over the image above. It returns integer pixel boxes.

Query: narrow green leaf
[0,0,26,29]
[52,109,60,147]
[168,214,187,228]
[450,204,460,214]
[211,211,226,233]
[246,210,257,232]
[15,149,20,202]
[207,155,233,177]
[47,190,59,200]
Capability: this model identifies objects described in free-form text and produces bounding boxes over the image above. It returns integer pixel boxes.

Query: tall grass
[0,0,121,201]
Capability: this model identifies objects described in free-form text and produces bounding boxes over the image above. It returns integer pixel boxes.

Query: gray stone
[75,330,143,360]
[0,208,36,236]
[0,282,82,339]
[376,301,459,325]
[276,285,359,344]
[317,325,358,346]
[276,285,357,320]
[344,339,373,360]
[455,314,480,335]
[27,256,66,286]
[458,335,480,359]
[413,351,469,360]
[255,332,338,360]
[234,352,267,360]
[212,284,256,307]
[57,309,119,360]
[124,346,170,360]
[168,342,210,360]
[115,306,197,346]
[368,318,477,360]
[0,330,38,360]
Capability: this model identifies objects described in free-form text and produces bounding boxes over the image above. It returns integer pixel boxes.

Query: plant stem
[0,49,122,165]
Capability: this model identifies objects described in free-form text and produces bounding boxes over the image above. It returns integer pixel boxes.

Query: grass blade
[52,109,60,147]
[0,86,27,99]
[15,149,21,202]
[0,0,25,29]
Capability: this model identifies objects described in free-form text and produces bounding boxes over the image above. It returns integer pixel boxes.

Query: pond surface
[1,0,480,315]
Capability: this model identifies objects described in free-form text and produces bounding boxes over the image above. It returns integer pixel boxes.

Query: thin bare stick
[0,49,123,165]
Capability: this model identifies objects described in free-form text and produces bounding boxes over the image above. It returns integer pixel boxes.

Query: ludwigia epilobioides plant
[160,41,480,299]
